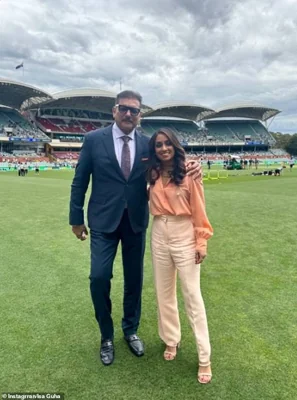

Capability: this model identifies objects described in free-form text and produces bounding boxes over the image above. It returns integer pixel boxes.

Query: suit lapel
[129,130,142,180]
[102,126,126,179]
[102,126,143,181]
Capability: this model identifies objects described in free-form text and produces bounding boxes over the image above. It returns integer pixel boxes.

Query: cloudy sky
[1,0,297,132]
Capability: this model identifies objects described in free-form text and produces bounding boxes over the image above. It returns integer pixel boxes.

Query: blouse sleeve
[189,177,213,252]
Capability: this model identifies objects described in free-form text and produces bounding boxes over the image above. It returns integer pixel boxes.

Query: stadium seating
[0,109,49,140]
[141,119,203,142]
[141,119,274,145]
[36,117,103,134]
[36,117,61,132]
[52,152,80,160]
[0,153,49,162]
[270,148,290,156]
[203,122,236,142]
[204,120,274,144]
[184,150,290,161]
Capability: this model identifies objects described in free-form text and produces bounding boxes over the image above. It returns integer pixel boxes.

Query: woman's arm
[189,177,213,263]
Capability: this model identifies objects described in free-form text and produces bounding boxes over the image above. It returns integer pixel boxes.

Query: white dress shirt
[112,123,136,169]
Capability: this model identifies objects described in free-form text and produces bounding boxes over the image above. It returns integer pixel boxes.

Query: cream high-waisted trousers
[151,215,211,366]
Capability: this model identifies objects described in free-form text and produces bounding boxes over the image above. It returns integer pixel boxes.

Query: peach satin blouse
[149,175,213,252]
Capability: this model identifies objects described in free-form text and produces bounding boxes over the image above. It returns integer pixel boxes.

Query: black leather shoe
[100,340,114,366]
[124,334,144,357]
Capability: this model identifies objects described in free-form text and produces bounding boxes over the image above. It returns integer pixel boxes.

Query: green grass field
[1,167,296,400]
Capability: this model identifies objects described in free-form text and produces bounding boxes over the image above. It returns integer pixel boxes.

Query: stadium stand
[141,119,203,142]
[36,116,102,134]
[52,152,80,160]
[204,120,273,144]
[0,108,50,140]
[201,104,279,145]
[0,79,286,162]
[270,148,290,156]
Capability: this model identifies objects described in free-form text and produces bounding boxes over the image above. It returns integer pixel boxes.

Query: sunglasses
[115,104,141,116]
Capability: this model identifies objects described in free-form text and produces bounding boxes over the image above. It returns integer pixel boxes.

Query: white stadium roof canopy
[0,79,280,121]
[29,88,118,114]
[201,103,280,122]
[28,88,152,114]
[142,102,215,121]
[0,79,52,110]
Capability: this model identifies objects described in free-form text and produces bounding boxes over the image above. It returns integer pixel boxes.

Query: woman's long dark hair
[147,128,186,185]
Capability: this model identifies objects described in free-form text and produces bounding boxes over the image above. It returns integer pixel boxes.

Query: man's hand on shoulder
[72,224,88,241]
[185,160,202,181]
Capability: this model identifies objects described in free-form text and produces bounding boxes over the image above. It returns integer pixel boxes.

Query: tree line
[270,132,297,156]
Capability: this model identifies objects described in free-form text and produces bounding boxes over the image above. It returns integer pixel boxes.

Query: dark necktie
[120,135,131,179]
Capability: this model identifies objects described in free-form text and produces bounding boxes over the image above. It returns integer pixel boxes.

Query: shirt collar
[113,123,135,140]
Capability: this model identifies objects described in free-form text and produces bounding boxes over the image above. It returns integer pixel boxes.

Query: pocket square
[141,157,149,161]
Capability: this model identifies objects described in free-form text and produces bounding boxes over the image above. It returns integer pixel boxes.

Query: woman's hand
[185,160,202,181]
[195,249,207,264]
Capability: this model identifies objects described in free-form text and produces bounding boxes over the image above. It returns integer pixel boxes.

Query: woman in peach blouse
[147,128,213,384]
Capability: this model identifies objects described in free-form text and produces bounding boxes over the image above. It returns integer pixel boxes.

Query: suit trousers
[89,209,146,341]
[151,215,211,366]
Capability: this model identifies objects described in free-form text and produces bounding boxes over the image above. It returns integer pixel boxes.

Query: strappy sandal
[197,365,212,384]
[163,343,180,361]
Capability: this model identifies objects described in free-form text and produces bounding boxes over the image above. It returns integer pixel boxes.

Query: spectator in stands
[147,128,213,384]
[69,90,202,367]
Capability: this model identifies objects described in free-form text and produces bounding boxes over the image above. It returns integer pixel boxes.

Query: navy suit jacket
[69,125,150,233]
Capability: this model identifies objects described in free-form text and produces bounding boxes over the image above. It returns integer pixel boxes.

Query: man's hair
[115,90,142,105]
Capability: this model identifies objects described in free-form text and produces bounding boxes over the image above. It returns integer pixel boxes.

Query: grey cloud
[122,0,237,27]
[0,0,297,131]
[261,49,282,64]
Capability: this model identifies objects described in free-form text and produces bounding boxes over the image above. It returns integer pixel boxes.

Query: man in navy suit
[69,90,201,366]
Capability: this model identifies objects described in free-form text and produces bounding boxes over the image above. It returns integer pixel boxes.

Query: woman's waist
[153,214,192,222]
